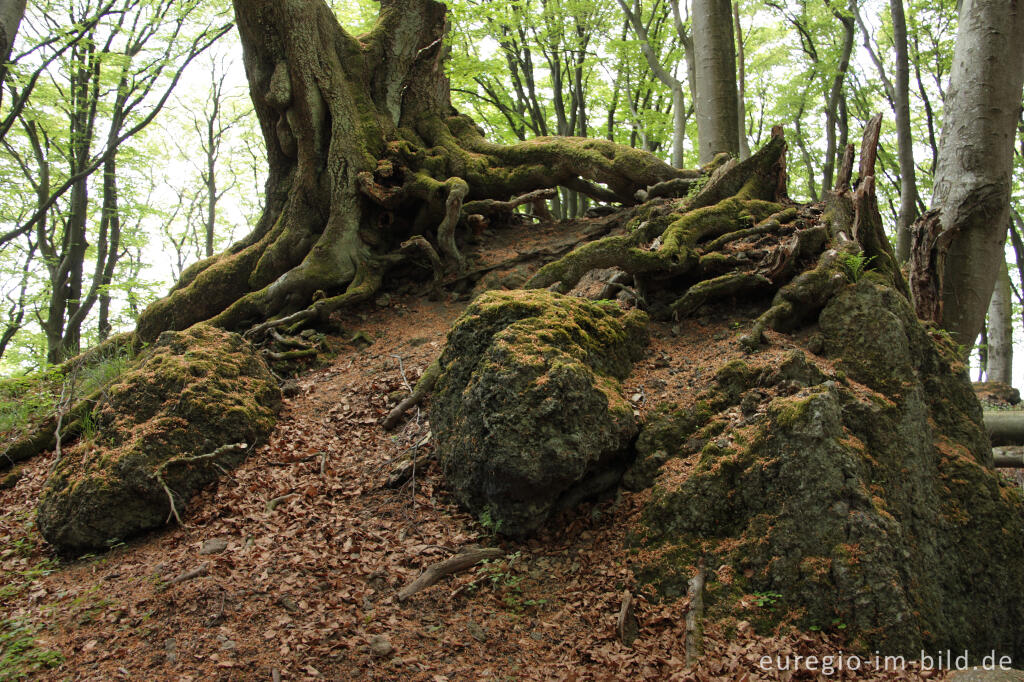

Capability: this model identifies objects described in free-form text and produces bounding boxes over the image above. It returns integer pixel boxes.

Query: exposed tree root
[153,442,248,525]
[462,188,557,220]
[383,358,441,431]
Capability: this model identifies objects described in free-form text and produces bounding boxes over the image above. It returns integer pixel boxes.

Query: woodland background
[0,0,1018,379]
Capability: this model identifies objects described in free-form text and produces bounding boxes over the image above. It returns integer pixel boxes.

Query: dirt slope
[0,218,963,680]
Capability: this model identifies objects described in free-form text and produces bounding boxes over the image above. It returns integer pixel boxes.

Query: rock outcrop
[635,278,1024,659]
[431,290,647,537]
[37,325,280,553]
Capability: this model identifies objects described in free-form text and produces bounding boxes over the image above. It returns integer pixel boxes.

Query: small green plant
[838,252,875,283]
[753,591,783,608]
[0,618,64,678]
[478,508,504,535]
[686,174,710,200]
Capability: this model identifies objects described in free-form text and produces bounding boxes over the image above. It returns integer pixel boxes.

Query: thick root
[671,273,773,318]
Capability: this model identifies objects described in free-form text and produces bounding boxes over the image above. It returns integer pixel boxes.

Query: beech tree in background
[985,259,1013,383]
[691,0,739,163]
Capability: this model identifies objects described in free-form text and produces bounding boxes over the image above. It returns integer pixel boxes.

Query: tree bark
[0,0,26,108]
[820,3,854,195]
[618,0,687,168]
[890,0,919,262]
[733,1,750,160]
[986,258,1013,384]
[135,0,686,342]
[691,0,739,164]
[929,0,1024,347]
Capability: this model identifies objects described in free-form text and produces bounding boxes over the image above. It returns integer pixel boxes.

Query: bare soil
[1,218,958,680]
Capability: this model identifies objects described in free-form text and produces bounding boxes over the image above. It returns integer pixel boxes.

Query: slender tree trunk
[618,0,687,167]
[929,0,1024,347]
[691,0,739,163]
[890,0,918,262]
[821,5,854,194]
[986,258,1013,384]
[733,1,749,160]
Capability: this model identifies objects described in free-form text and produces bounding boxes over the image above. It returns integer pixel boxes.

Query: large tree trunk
[135,0,685,342]
[691,0,739,164]
[929,0,1024,347]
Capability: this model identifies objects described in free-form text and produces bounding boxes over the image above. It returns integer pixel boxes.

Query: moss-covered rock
[431,290,647,538]
[37,325,280,554]
[637,279,1024,660]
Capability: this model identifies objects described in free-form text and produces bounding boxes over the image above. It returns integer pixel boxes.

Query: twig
[684,558,707,667]
[163,561,210,589]
[383,358,441,431]
[397,547,504,601]
[266,492,297,512]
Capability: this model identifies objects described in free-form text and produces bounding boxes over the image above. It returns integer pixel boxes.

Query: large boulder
[637,278,1024,659]
[37,325,280,554]
[431,290,647,537]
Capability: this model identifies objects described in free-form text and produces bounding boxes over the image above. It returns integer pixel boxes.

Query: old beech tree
[135,0,688,341]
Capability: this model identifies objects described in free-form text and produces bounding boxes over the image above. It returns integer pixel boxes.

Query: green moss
[37,325,281,554]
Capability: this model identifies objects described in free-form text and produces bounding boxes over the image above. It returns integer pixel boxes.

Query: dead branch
[263,348,318,362]
[684,559,707,667]
[617,590,639,646]
[385,450,434,489]
[383,358,441,431]
[397,547,504,601]
[266,492,297,512]
[153,443,248,525]
[163,561,211,589]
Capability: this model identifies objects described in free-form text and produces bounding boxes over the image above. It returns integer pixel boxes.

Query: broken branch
[397,547,504,601]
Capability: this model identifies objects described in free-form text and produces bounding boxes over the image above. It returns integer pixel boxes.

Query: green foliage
[0,368,62,434]
[0,618,64,679]
[478,507,504,535]
[838,252,875,283]
[753,590,783,608]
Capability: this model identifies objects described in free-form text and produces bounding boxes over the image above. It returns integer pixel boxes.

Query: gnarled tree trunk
[136,0,684,341]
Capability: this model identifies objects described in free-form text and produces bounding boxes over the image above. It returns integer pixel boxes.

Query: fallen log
[983,411,1024,446]
[993,446,1024,468]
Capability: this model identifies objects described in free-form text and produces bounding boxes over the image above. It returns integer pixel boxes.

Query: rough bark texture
[134,0,685,343]
[691,0,739,164]
[930,0,1024,347]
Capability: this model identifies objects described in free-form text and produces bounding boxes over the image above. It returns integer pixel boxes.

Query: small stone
[164,637,177,664]
[367,634,393,658]
[277,595,300,613]
[217,635,237,651]
[199,538,229,555]
[466,621,487,642]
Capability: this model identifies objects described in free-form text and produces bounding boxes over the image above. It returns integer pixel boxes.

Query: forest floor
[0,216,1015,681]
